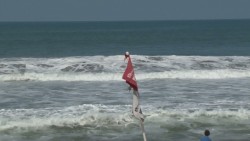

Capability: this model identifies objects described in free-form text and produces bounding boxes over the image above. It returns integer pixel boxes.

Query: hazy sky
[0,0,250,21]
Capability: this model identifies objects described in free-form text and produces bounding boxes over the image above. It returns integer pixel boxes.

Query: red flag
[122,57,138,91]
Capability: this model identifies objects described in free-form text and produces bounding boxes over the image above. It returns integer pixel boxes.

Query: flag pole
[122,51,148,141]
[133,90,148,141]
[140,120,147,141]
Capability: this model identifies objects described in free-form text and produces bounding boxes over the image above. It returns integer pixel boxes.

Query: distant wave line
[1,69,250,81]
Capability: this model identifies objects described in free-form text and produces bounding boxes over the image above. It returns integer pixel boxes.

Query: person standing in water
[200,130,212,141]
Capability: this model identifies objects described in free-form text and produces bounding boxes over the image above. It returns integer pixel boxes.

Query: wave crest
[1,69,250,81]
[1,56,250,81]
[0,104,250,132]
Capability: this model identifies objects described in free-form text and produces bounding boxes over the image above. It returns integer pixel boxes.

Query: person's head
[204,130,210,136]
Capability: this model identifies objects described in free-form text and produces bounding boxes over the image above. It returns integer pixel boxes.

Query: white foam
[1,55,250,81]
[137,69,250,79]
[1,69,250,81]
[0,104,250,132]
[0,104,134,131]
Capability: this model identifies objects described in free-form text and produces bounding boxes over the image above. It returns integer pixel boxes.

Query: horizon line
[0,18,250,23]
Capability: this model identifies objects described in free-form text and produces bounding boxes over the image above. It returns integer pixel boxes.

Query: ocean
[0,19,250,141]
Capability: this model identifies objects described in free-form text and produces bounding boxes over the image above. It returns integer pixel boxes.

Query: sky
[0,0,250,21]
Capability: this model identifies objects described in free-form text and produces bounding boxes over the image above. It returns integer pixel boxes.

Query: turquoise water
[0,20,250,141]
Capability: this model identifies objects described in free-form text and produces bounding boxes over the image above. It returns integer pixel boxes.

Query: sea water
[0,20,250,141]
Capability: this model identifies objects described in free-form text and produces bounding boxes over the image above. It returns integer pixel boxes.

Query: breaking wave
[1,70,250,81]
[1,55,250,81]
[0,104,249,132]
